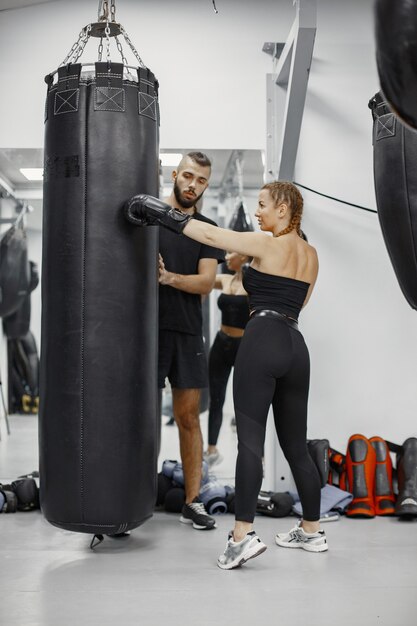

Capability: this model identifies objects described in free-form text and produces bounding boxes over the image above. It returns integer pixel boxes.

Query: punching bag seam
[401,126,417,269]
[80,84,88,522]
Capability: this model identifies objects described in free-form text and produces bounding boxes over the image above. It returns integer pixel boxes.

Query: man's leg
[172,387,203,503]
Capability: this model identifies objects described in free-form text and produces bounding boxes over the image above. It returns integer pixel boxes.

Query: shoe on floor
[275,520,328,552]
[180,498,217,530]
[203,449,223,467]
[217,531,267,570]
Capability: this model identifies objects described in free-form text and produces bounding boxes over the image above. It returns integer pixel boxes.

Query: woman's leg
[232,319,292,532]
[207,332,234,447]
[272,330,321,526]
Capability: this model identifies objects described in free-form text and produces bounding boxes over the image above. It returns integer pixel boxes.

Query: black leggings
[233,316,321,522]
[208,330,242,446]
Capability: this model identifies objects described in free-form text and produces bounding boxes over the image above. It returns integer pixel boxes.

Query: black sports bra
[242,266,310,320]
[217,293,250,329]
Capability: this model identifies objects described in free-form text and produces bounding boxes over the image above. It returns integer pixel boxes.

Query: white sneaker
[217,531,267,570]
[275,520,328,552]
[203,450,223,467]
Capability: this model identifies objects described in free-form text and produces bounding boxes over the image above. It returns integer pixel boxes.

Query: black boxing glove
[124,194,192,234]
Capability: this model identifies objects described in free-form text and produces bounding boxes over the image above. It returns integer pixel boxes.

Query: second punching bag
[40,25,160,534]
[369,92,417,310]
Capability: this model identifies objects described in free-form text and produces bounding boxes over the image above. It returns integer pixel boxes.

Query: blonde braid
[261,181,304,238]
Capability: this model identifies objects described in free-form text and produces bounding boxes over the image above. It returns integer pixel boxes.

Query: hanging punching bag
[375,0,417,130]
[369,92,417,310]
[40,12,160,536]
[227,201,254,233]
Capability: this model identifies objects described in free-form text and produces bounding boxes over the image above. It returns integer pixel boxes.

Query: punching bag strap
[57,64,82,93]
[137,67,157,96]
[385,440,403,455]
[95,62,123,88]
[137,67,158,122]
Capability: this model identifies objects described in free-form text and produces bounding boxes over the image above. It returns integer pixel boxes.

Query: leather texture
[375,0,417,129]
[370,92,417,309]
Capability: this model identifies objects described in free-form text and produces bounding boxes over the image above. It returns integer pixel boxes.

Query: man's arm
[159,255,218,295]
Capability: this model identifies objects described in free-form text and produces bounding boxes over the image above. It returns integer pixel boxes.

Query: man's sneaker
[180,498,217,530]
[203,449,223,467]
[275,520,328,552]
[217,531,267,570]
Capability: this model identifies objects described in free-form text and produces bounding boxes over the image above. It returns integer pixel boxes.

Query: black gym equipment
[3,261,39,340]
[375,0,417,130]
[369,92,417,310]
[0,215,30,319]
[8,331,40,415]
[228,201,254,233]
[40,1,160,539]
[395,437,417,518]
[307,439,330,488]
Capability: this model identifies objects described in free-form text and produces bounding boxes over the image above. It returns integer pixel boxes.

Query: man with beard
[159,151,224,530]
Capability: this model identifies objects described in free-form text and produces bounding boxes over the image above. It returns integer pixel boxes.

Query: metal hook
[98,0,109,22]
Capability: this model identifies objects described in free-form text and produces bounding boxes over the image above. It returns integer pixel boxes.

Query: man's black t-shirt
[159,213,224,335]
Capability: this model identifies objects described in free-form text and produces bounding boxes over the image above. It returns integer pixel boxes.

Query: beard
[173,180,204,209]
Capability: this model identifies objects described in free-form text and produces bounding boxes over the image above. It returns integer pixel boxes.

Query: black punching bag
[369,93,417,310]
[375,0,417,130]
[40,40,160,533]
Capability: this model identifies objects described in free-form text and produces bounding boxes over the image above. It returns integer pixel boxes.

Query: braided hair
[261,181,304,238]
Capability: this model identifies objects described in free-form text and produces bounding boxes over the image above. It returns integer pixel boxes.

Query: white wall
[1,0,416,468]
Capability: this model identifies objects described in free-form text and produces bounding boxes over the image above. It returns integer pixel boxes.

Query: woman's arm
[183,219,266,259]
[124,194,267,259]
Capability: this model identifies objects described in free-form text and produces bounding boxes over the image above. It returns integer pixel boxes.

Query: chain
[120,25,146,68]
[212,0,219,13]
[104,21,111,61]
[110,0,116,22]
[98,0,109,21]
[72,24,92,63]
[235,152,244,200]
[115,36,134,80]
[98,37,103,62]
[61,26,89,66]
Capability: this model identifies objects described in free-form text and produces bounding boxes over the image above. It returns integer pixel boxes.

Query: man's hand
[158,254,172,285]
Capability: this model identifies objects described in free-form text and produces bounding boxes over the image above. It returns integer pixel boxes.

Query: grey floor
[1,411,417,626]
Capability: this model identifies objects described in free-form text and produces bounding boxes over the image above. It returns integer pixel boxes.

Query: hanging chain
[61,24,92,66]
[98,0,109,21]
[115,36,134,80]
[235,153,245,200]
[98,37,103,61]
[72,24,92,63]
[120,25,146,68]
[104,21,111,62]
[60,26,88,65]
[110,0,116,22]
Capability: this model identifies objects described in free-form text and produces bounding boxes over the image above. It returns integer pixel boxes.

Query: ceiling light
[20,168,44,181]
[160,153,183,167]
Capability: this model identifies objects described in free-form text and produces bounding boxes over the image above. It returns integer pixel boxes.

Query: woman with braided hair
[125,181,328,569]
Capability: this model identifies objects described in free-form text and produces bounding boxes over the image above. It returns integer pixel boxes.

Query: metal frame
[265,0,317,182]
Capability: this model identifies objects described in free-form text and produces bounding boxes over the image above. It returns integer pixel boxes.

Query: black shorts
[158,330,208,389]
